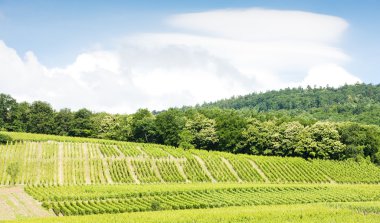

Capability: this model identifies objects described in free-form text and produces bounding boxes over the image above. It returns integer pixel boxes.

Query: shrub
[151,200,161,211]
[0,133,12,144]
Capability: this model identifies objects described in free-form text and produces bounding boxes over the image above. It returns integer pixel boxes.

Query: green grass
[2,202,380,223]
[330,202,380,215]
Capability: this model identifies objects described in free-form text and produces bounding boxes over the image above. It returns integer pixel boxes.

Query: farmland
[26,184,380,216]
[0,132,380,222]
[1,132,380,186]
[2,203,380,223]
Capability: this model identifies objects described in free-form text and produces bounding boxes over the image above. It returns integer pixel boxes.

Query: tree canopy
[1,83,380,165]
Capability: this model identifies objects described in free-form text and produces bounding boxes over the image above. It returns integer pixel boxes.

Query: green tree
[178,129,195,150]
[182,113,218,150]
[338,122,380,162]
[207,109,246,152]
[279,121,305,156]
[53,108,74,136]
[98,114,120,140]
[113,114,132,141]
[306,122,346,159]
[9,102,30,132]
[155,108,185,146]
[237,118,260,154]
[0,94,18,130]
[238,119,279,156]
[91,112,109,138]
[131,109,158,143]
[70,109,95,137]
[27,101,55,134]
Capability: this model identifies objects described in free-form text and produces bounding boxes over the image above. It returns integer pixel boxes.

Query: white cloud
[126,33,349,88]
[301,64,361,88]
[168,8,348,43]
[0,8,362,113]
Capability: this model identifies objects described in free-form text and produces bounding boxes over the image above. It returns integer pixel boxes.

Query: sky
[0,0,379,113]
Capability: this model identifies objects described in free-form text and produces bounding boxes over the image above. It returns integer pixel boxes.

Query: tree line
[203,83,380,126]
[1,84,380,165]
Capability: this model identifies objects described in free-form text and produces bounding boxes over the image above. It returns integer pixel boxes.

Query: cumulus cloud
[0,8,361,113]
[301,64,361,87]
[126,33,350,89]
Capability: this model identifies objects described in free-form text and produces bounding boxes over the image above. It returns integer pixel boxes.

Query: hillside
[202,83,380,126]
[1,132,380,186]
[0,132,380,221]
[2,86,380,166]
[1,86,380,221]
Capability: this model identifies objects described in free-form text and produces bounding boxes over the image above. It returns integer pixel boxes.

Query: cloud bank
[0,8,361,113]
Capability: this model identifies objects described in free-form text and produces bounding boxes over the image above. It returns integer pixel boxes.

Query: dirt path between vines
[113,145,125,158]
[83,143,91,185]
[0,186,53,220]
[126,158,140,184]
[151,159,164,183]
[249,160,270,183]
[193,155,216,183]
[221,157,242,183]
[174,159,190,183]
[97,144,114,184]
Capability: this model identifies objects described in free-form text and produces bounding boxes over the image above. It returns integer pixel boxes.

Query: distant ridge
[202,83,380,125]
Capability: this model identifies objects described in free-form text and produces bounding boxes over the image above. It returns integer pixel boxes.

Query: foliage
[151,200,162,211]
[0,93,18,129]
[1,136,380,186]
[178,129,195,150]
[69,109,95,137]
[6,162,20,185]
[24,184,380,216]
[204,83,380,125]
[53,109,74,136]
[130,109,158,143]
[312,159,380,183]
[212,109,247,153]
[155,108,185,146]
[1,84,380,164]
[181,113,218,150]
[27,101,55,133]
[0,133,12,144]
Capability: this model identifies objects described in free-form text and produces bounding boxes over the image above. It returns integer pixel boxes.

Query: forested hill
[202,83,380,126]
[1,83,380,165]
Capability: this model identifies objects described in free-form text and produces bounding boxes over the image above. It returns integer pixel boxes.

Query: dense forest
[203,83,380,126]
[1,83,380,164]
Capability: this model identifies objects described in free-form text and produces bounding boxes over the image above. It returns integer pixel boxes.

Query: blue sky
[0,0,379,112]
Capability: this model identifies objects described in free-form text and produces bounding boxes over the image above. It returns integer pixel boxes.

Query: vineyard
[25,184,380,216]
[1,202,380,223]
[1,132,380,185]
[0,132,380,222]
